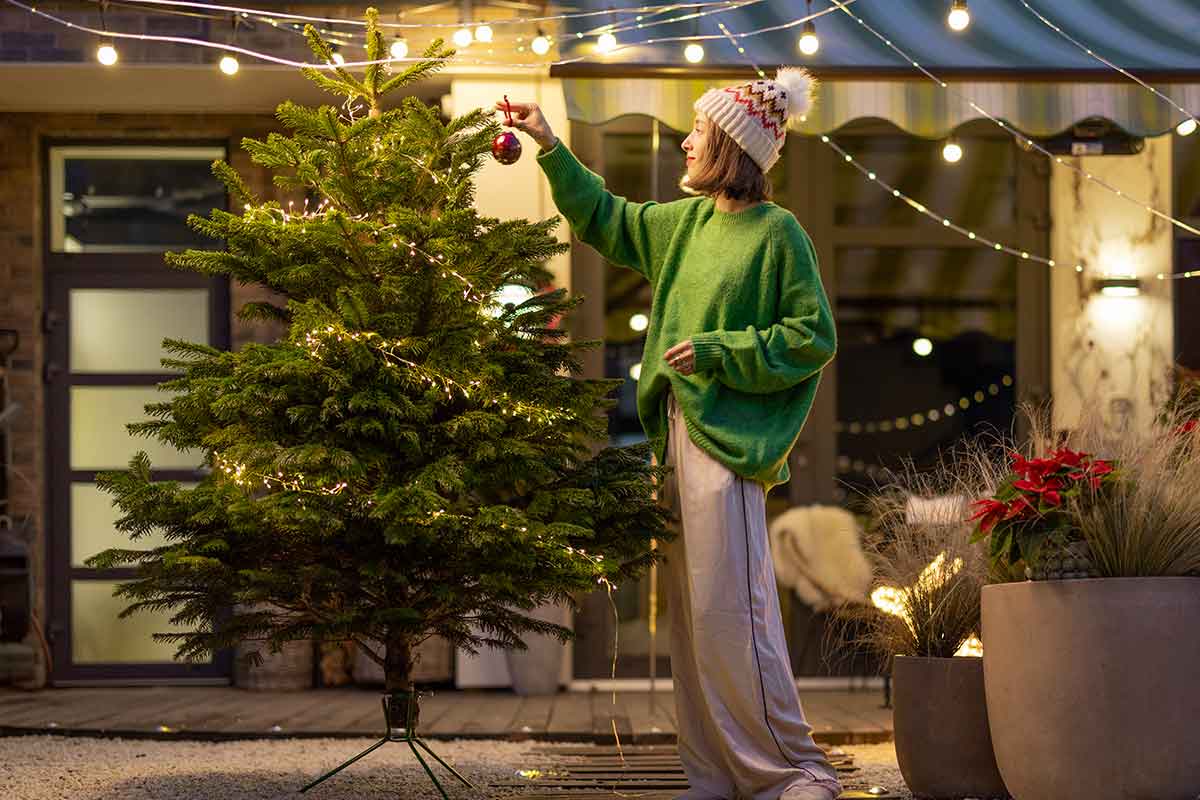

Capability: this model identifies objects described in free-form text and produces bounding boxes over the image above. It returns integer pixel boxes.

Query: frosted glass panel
[70,386,203,470]
[71,580,202,664]
[70,289,209,374]
[71,482,197,567]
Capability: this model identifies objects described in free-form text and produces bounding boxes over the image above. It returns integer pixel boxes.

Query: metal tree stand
[300,689,475,798]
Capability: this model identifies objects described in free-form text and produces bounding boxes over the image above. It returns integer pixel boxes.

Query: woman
[497,67,840,800]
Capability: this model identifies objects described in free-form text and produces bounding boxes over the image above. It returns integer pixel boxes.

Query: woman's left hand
[664,340,696,375]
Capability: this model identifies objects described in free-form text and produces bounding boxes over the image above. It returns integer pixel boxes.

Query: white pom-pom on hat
[773,66,816,124]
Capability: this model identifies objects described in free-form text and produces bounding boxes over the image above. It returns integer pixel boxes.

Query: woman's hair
[680,119,773,203]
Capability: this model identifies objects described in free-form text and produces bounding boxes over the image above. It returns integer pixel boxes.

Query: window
[49,146,226,253]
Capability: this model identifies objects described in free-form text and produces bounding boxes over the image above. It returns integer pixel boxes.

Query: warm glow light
[942,140,963,163]
[872,552,966,638]
[798,21,819,56]
[955,635,983,657]
[531,34,551,56]
[684,42,705,63]
[96,43,118,66]
[453,27,473,48]
[474,24,493,43]
[629,313,649,332]
[913,337,933,357]
[330,50,345,65]
[597,32,617,53]
[1179,118,1198,137]
[629,362,642,381]
[1095,276,1142,298]
[1101,285,1140,298]
[389,36,408,60]
[219,54,239,75]
[947,1,971,31]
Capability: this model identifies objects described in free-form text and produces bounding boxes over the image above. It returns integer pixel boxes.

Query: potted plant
[972,404,1200,800]
[835,479,1008,800]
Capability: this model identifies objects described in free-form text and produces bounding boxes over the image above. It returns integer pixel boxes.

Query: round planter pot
[982,577,1200,800]
[892,655,1008,799]
[505,602,571,696]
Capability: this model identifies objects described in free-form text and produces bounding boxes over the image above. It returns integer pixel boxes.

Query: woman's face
[681,112,710,180]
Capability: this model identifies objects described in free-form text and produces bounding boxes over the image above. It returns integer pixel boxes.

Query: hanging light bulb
[942,138,964,163]
[947,0,971,31]
[798,0,819,56]
[219,53,239,75]
[798,21,819,56]
[531,28,551,55]
[390,35,409,60]
[684,42,705,63]
[453,25,473,48]
[96,42,119,66]
[597,31,617,54]
[1179,118,1198,137]
[913,337,934,357]
[475,23,493,43]
[330,48,345,65]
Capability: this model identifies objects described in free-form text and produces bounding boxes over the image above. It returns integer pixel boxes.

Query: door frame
[42,138,234,685]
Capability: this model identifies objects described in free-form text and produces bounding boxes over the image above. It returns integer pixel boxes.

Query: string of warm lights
[823,0,1200,240]
[1014,0,1198,137]
[5,0,860,71]
[819,135,1078,271]
[834,375,1013,436]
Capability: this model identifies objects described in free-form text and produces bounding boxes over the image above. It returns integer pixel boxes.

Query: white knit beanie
[693,67,816,173]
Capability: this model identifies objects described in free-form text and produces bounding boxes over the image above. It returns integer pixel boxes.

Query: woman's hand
[495,100,558,152]
[664,340,696,376]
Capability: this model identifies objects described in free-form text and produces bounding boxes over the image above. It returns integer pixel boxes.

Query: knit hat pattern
[693,67,816,173]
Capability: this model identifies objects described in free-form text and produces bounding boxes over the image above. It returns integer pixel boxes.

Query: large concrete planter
[892,656,1008,799]
[982,577,1200,800]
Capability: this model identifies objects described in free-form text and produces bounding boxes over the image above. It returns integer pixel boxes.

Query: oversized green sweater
[536,140,836,493]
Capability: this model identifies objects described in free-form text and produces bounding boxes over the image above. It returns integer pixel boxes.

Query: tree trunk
[384,633,413,693]
[384,633,418,732]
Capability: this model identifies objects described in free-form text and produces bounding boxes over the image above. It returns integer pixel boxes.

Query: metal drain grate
[492,743,902,799]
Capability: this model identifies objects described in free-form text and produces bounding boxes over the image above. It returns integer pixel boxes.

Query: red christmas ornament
[492,95,523,165]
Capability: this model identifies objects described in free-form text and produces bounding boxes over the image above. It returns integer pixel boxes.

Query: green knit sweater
[535,140,836,493]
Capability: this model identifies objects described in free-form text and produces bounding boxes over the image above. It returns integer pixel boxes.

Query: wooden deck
[0,687,892,745]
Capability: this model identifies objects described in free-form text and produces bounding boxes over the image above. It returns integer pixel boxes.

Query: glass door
[44,144,232,684]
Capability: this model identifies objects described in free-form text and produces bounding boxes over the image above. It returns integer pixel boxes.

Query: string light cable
[821,0,1200,240]
[5,0,862,72]
[1013,0,1198,135]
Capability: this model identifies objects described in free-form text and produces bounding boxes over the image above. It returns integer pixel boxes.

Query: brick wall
[0,111,290,686]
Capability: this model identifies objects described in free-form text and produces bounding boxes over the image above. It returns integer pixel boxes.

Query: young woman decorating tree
[496,67,840,800]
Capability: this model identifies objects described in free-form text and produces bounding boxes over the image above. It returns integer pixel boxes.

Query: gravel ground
[0,735,911,799]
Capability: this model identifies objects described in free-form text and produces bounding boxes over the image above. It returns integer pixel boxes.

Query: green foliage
[91,10,673,689]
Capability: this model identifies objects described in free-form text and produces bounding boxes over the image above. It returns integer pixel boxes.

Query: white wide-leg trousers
[659,390,842,800]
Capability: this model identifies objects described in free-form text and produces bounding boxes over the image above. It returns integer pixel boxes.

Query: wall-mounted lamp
[1094,276,1142,298]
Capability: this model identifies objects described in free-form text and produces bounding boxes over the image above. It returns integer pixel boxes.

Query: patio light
[597,31,617,54]
[942,138,963,163]
[97,42,119,65]
[1094,276,1142,298]
[531,29,551,55]
[947,0,971,32]
[1179,118,1198,137]
[474,23,493,43]
[798,20,819,56]
[219,53,239,75]
[453,26,473,47]
[390,36,409,60]
[685,42,705,63]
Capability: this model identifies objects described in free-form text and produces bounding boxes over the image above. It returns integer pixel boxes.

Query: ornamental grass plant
[968,400,1200,579]
[832,458,997,660]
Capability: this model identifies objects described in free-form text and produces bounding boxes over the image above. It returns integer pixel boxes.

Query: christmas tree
[89,10,672,706]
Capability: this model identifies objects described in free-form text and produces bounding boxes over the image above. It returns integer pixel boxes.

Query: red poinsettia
[1175,419,1199,436]
[969,446,1119,571]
